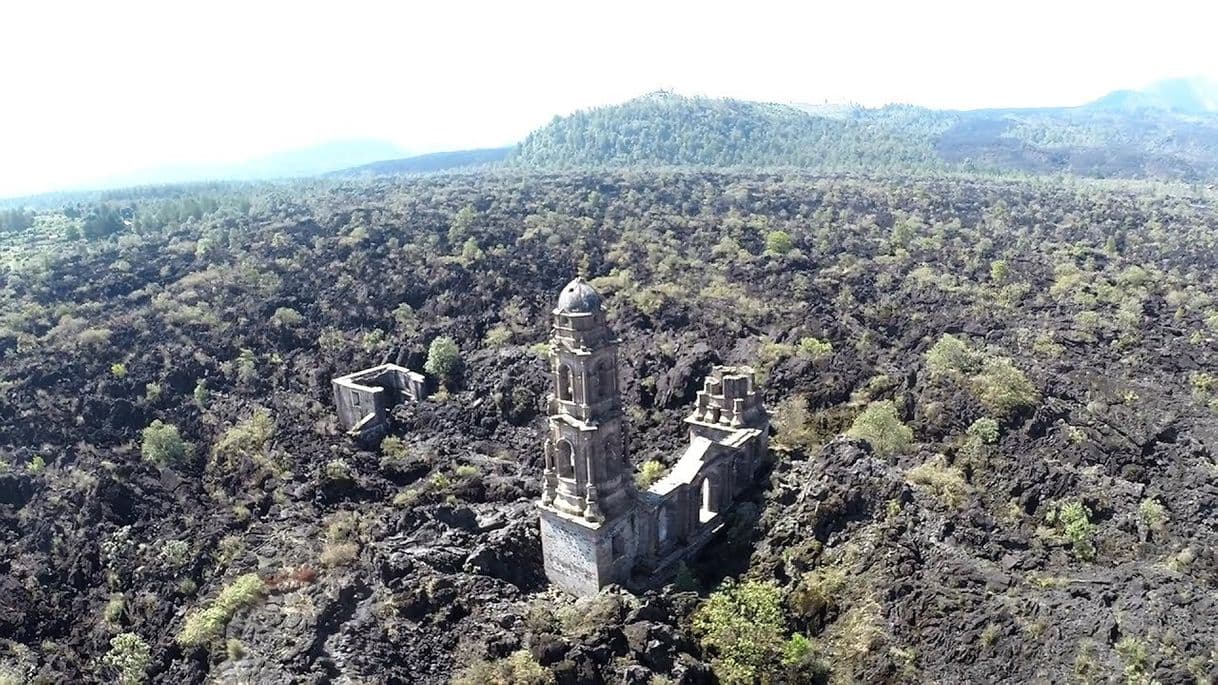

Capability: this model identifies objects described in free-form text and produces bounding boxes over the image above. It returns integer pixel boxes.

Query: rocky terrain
[1,171,1216,683]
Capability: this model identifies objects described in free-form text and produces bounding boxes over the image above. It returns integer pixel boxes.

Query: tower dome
[556,277,603,314]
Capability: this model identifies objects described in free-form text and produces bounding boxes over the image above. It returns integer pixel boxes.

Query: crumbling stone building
[538,278,769,595]
[332,363,427,442]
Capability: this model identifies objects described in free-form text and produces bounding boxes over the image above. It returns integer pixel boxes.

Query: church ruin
[538,278,769,595]
[332,363,427,443]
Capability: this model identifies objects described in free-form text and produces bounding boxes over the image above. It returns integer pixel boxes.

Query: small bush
[781,633,829,681]
[846,400,913,457]
[110,362,128,378]
[772,396,815,451]
[193,380,209,408]
[1138,498,1167,532]
[320,459,351,484]
[1115,637,1150,683]
[925,334,981,377]
[971,357,1039,419]
[380,435,409,460]
[1046,500,1096,560]
[269,307,303,328]
[791,565,847,617]
[320,541,359,566]
[635,460,665,489]
[906,454,969,507]
[765,230,794,255]
[212,408,275,466]
[103,593,125,625]
[177,573,267,648]
[424,336,461,384]
[141,420,191,466]
[102,632,150,685]
[797,337,833,361]
[452,649,552,685]
[557,593,624,637]
[692,580,787,684]
[484,325,513,347]
[966,417,1000,445]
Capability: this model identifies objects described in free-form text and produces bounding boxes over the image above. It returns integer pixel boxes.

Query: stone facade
[332,363,427,443]
[538,278,769,595]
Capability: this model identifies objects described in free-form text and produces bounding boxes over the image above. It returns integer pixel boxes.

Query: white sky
[2,0,1216,197]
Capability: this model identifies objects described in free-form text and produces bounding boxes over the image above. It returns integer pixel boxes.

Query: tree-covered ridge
[512,92,946,172]
[512,92,1218,181]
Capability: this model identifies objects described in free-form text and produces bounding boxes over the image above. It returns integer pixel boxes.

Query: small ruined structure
[332,363,427,442]
[538,278,768,595]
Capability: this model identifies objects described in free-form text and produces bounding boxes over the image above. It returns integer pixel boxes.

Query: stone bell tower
[538,277,638,595]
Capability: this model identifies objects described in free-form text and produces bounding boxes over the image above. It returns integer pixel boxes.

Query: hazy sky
[2,0,1216,197]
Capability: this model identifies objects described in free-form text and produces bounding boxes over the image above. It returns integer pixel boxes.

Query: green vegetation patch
[177,573,267,648]
[846,400,914,457]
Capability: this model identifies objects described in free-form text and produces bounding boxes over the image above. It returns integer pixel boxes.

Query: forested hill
[511,91,1218,181]
[513,93,946,172]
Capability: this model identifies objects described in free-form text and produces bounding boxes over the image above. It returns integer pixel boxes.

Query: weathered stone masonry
[538,278,769,595]
[332,363,427,443]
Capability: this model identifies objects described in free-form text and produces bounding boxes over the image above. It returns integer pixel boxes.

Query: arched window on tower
[557,364,573,402]
[556,440,575,479]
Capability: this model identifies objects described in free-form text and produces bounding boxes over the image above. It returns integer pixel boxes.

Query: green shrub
[102,632,150,685]
[692,580,787,684]
[990,259,1010,283]
[960,417,1001,468]
[323,458,354,482]
[459,237,484,264]
[103,593,125,625]
[110,362,128,378]
[1138,498,1167,532]
[971,357,1039,419]
[193,380,209,408]
[765,230,794,255]
[177,573,267,648]
[791,565,847,617]
[212,408,275,466]
[966,417,1000,445]
[236,348,257,384]
[26,455,46,474]
[424,336,461,383]
[484,325,513,347]
[906,455,969,507]
[1115,637,1150,683]
[452,649,552,685]
[1046,500,1096,560]
[269,307,303,328]
[772,395,815,451]
[635,460,665,489]
[797,337,833,361]
[846,400,913,457]
[925,334,981,376]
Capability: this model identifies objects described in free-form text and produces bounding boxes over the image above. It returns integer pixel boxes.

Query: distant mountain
[327,147,513,177]
[508,89,1218,181]
[92,139,410,189]
[1089,77,1218,114]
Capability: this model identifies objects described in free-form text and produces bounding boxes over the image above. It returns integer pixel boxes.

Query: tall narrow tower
[538,277,638,595]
